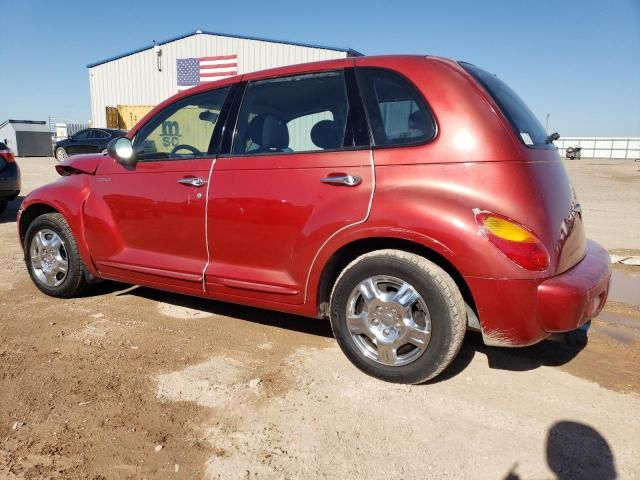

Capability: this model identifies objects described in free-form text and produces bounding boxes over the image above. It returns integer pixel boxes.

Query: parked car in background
[565,146,582,160]
[0,141,20,214]
[18,55,611,384]
[54,128,126,161]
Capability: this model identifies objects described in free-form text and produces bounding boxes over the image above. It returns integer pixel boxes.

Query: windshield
[460,62,550,148]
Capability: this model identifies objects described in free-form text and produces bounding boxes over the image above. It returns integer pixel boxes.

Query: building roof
[0,119,47,128]
[87,30,363,68]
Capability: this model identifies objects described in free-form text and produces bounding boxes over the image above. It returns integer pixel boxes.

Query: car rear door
[205,68,373,305]
[83,86,232,292]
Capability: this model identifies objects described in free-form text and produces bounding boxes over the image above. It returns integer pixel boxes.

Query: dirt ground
[1,157,639,479]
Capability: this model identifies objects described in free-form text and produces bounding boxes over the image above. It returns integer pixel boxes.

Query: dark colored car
[0,142,20,215]
[54,128,126,162]
[18,55,611,384]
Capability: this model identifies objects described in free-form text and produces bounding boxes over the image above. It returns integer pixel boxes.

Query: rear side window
[461,62,549,148]
[357,68,436,147]
[231,71,351,155]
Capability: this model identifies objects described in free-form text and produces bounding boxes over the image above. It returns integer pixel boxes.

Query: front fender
[18,176,98,276]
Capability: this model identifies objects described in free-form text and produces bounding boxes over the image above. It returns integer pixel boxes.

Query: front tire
[55,147,68,162]
[330,250,466,384]
[24,213,90,298]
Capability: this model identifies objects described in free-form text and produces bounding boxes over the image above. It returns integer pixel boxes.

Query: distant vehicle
[565,146,582,160]
[54,128,126,162]
[0,142,20,215]
[18,56,611,384]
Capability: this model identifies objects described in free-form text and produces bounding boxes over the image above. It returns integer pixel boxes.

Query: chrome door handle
[178,177,207,187]
[321,175,361,187]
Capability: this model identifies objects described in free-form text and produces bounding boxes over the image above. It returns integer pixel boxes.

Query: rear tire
[330,249,466,384]
[24,213,90,298]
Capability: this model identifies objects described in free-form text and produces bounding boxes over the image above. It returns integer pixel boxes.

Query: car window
[460,62,549,148]
[91,130,109,139]
[133,87,230,161]
[357,68,436,147]
[231,71,350,155]
[0,142,6,149]
[73,130,90,140]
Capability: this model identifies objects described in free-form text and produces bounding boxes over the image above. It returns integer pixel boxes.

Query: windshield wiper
[546,132,560,144]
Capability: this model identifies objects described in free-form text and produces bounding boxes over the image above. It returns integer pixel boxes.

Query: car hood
[55,154,103,176]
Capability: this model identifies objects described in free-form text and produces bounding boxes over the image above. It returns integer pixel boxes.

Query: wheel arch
[315,236,477,321]
[19,202,60,245]
[18,196,98,278]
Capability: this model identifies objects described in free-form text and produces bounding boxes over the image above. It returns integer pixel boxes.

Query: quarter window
[460,62,549,148]
[357,68,436,146]
[231,71,351,155]
[134,87,229,161]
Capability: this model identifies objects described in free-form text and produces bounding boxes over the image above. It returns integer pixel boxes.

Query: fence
[47,118,90,138]
[555,137,640,160]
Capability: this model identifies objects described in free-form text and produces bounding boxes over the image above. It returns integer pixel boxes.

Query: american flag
[176,54,238,91]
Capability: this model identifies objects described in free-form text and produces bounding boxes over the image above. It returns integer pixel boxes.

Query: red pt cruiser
[18,55,611,383]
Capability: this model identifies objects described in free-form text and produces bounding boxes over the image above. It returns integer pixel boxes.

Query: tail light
[0,148,15,163]
[474,209,549,271]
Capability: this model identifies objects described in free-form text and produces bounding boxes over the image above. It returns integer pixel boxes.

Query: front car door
[87,129,110,153]
[205,67,373,305]
[83,86,231,293]
[66,129,89,155]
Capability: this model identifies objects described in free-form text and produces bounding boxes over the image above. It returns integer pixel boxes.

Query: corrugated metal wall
[89,33,348,128]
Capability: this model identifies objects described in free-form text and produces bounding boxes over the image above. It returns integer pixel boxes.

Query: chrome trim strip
[201,158,217,292]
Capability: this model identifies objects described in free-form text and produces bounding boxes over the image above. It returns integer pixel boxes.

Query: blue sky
[1,0,638,136]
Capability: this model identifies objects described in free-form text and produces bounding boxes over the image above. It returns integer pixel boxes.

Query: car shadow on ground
[105,283,588,375]
[118,285,336,339]
[435,329,588,383]
[0,195,24,224]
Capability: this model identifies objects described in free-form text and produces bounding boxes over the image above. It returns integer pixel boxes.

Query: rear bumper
[537,240,611,333]
[467,240,611,347]
[0,162,21,200]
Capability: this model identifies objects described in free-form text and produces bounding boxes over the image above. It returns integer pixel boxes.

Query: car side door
[66,129,89,155]
[87,129,110,153]
[83,86,232,292]
[205,68,373,306]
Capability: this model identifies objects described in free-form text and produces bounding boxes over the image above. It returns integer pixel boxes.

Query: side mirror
[107,137,137,166]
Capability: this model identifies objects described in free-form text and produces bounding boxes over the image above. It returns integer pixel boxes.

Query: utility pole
[545,113,550,133]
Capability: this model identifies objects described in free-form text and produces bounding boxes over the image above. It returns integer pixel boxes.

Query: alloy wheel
[56,148,68,162]
[29,229,69,287]
[345,275,432,367]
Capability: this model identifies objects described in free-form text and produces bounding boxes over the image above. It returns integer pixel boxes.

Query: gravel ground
[1,157,639,479]
[564,159,640,252]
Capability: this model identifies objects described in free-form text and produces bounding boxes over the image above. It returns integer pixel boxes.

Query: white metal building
[87,30,362,128]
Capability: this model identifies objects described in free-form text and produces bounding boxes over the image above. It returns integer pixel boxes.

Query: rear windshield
[460,62,550,148]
